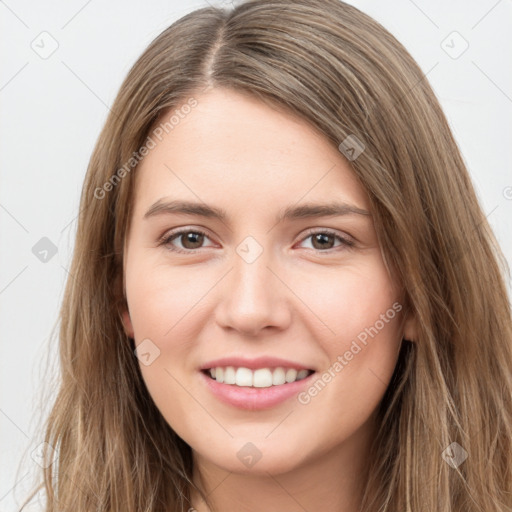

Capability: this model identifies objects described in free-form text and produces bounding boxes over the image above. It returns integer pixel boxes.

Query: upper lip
[199,356,315,372]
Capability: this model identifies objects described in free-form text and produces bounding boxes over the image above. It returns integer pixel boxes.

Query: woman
[21,0,512,510]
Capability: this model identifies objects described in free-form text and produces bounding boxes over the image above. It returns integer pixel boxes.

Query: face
[121,88,416,476]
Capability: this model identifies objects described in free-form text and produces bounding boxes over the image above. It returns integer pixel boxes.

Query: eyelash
[158,227,355,255]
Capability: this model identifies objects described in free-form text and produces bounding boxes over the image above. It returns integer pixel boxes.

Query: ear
[121,307,134,339]
[402,309,418,342]
[114,263,134,340]
[116,278,134,339]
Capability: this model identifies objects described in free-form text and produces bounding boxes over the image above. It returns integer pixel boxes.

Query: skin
[121,87,417,512]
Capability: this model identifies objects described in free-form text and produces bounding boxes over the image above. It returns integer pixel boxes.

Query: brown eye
[160,228,213,253]
[311,233,336,250]
[298,229,355,253]
[177,231,205,250]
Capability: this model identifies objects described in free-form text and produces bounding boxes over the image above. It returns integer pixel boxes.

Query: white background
[1,0,511,510]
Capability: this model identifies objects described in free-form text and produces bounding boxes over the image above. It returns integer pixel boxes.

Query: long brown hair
[19,0,512,510]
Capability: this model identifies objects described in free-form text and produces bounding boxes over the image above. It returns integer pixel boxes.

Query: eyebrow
[143,199,371,223]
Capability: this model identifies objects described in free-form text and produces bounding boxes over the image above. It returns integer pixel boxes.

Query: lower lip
[199,370,316,411]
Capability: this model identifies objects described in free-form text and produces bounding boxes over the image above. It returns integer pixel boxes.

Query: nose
[214,245,292,337]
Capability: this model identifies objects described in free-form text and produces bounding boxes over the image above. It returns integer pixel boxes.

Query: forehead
[132,88,369,217]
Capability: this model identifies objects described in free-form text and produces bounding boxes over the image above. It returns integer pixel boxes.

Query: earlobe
[403,311,418,343]
[121,308,134,339]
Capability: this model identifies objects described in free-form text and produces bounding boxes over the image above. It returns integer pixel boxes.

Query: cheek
[128,267,200,426]
[126,257,208,342]
[295,259,403,411]
[300,258,401,345]
[125,261,206,410]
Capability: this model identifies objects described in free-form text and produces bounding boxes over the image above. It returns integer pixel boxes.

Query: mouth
[199,366,317,410]
[201,366,315,388]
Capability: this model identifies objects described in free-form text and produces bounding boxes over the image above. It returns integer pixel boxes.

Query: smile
[200,367,317,411]
[203,366,314,387]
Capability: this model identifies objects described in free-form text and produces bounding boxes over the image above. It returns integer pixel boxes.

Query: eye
[159,228,215,254]
[296,228,355,253]
[159,227,355,254]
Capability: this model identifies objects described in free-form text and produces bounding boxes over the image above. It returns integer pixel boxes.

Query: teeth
[224,366,236,384]
[236,367,254,386]
[285,369,297,383]
[272,367,286,385]
[206,366,312,387]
